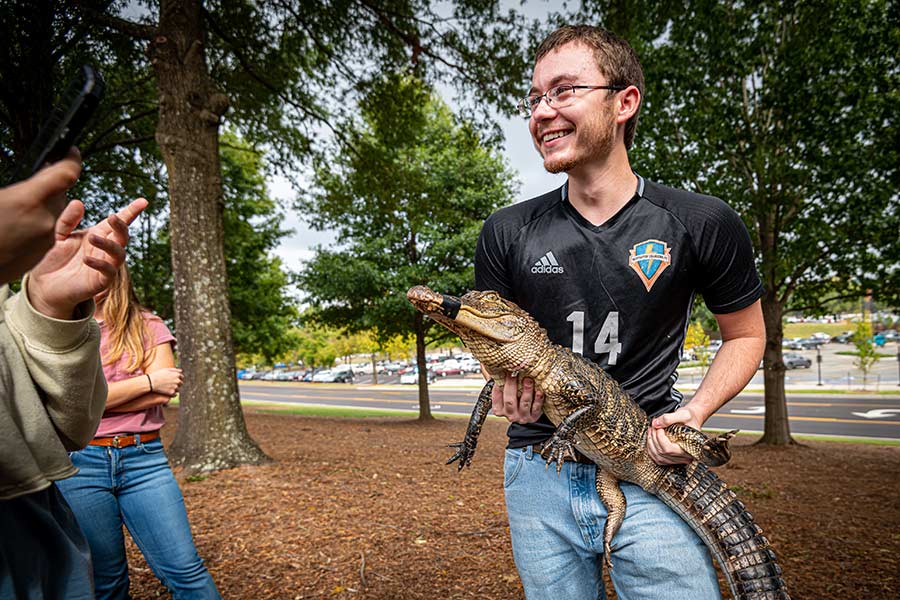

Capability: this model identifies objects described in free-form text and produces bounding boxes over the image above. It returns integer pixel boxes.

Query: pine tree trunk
[414,313,433,420]
[758,291,795,445]
[149,0,268,472]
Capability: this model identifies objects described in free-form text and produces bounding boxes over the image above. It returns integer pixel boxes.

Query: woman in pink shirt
[58,264,220,599]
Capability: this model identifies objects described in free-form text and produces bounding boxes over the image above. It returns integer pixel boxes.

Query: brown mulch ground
[125,407,900,599]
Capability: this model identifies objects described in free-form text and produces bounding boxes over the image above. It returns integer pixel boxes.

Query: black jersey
[474,176,763,449]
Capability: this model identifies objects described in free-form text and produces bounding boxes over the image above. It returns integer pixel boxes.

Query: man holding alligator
[475,25,765,599]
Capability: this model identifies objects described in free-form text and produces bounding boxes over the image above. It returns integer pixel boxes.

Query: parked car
[282,369,305,381]
[301,368,324,382]
[832,332,853,344]
[272,369,294,381]
[801,337,825,349]
[782,338,803,350]
[379,362,406,374]
[459,358,481,374]
[351,362,371,374]
[312,369,353,383]
[783,353,812,369]
[400,367,434,385]
[334,370,354,383]
[433,359,463,377]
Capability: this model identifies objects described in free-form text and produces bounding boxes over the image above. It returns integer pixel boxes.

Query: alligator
[407,285,790,600]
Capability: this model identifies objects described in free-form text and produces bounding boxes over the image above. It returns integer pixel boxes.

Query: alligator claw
[700,429,739,466]
[446,441,476,471]
[540,436,578,475]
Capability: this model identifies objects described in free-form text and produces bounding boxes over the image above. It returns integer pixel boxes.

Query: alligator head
[406,286,552,375]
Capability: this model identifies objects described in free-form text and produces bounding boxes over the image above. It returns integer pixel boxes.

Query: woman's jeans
[57,437,220,600]
[503,446,721,600]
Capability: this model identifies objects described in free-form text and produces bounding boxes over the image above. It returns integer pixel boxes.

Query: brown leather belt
[89,430,160,448]
[534,442,594,465]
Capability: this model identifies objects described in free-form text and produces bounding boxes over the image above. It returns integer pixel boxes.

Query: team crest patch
[628,239,671,292]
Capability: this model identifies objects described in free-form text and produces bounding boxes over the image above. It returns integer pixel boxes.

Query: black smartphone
[17,64,105,180]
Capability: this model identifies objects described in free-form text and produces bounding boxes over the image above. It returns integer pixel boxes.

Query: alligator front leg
[447,379,494,471]
[539,404,601,474]
[664,424,739,466]
[595,469,626,570]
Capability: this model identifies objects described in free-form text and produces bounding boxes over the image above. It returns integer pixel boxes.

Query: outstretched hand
[27,197,148,319]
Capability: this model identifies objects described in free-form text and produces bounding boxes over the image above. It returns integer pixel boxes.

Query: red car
[432,364,463,377]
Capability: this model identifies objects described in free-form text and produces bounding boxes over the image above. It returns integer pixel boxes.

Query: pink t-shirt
[93,311,176,437]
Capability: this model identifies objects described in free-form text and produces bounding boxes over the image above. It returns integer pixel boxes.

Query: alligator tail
[655,461,790,600]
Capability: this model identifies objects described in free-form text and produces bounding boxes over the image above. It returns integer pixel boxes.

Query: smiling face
[528,42,619,175]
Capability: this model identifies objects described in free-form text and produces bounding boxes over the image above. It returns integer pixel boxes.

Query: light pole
[816,345,823,386]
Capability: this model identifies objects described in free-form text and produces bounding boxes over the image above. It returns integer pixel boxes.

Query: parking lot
[679,341,899,391]
[239,341,900,391]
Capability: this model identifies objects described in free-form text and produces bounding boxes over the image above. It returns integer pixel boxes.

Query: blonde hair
[100,263,152,373]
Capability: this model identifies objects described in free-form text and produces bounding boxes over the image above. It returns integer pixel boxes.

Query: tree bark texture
[759,290,795,445]
[414,313,433,420]
[149,0,268,472]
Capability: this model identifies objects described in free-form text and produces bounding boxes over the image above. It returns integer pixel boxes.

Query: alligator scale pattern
[407,286,790,600]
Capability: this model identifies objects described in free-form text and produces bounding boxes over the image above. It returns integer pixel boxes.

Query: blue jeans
[57,437,220,600]
[503,446,720,600]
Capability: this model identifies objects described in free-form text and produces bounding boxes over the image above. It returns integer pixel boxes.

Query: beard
[541,104,616,174]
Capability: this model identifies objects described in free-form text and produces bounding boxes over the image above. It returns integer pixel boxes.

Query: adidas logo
[531,251,564,274]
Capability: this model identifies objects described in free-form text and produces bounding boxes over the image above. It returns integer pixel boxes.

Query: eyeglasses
[517,84,626,118]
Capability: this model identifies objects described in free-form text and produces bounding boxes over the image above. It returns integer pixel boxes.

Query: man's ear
[616,85,641,125]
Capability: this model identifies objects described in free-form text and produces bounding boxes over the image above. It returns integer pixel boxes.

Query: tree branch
[83,135,157,157]
[201,6,355,155]
[353,0,476,82]
[78,3,157,40]
[82,108,158,155]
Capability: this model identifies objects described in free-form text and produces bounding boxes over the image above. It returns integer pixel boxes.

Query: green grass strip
[242,400,470,419]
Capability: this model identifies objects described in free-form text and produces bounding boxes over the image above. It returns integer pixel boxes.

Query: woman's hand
[148,367,183,397]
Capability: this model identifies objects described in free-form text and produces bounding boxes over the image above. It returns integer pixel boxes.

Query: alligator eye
[483,292,499,302]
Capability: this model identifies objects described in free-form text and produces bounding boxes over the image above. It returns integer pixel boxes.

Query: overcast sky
[270,1,567,271]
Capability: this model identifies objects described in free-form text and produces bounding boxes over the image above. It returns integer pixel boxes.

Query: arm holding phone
[0,63,158,600]
[2,161,148,449]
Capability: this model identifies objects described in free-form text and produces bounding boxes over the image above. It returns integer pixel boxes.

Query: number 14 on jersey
[566,311,622,365]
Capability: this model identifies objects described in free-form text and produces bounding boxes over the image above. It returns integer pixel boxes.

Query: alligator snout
[407,286,461,319]
[407,286,441,311]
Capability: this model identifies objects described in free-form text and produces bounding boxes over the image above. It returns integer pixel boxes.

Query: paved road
[238,382,900,441]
